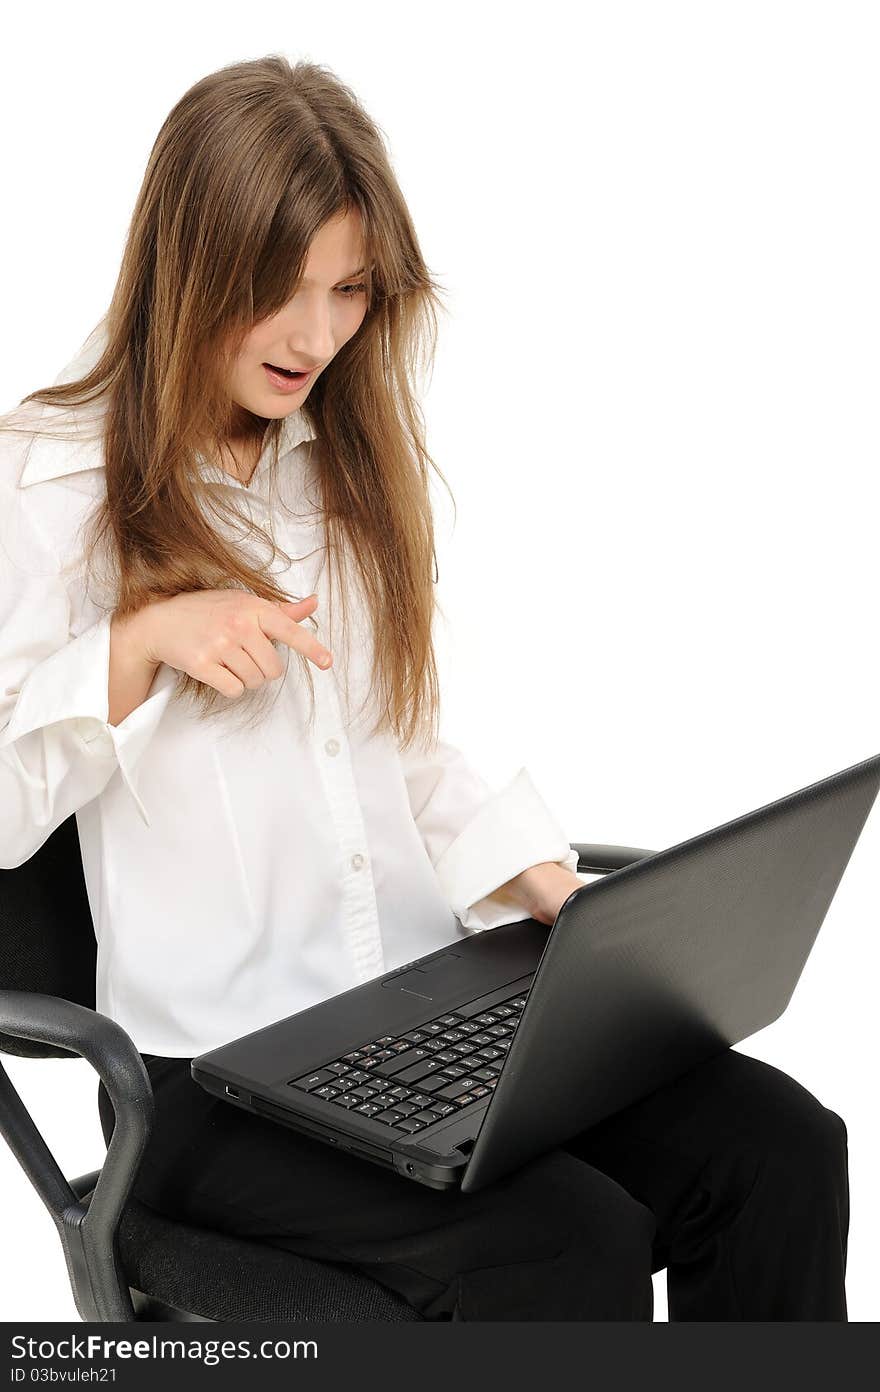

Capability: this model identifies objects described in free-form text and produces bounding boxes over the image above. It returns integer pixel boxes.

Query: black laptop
[191,751,880,1193]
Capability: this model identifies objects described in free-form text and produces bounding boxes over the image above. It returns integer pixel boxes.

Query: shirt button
[350,853,365,871]
[324,738,340,756]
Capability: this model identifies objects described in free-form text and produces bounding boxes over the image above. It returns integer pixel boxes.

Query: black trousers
[98,1047,849,1321]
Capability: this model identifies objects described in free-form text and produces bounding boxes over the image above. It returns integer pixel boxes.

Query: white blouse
[0,324,581,1058]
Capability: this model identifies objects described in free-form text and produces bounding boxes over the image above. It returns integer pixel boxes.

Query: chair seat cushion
[106,1191,422,1321]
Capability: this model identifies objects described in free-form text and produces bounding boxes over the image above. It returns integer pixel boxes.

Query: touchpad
[382,953,463,999]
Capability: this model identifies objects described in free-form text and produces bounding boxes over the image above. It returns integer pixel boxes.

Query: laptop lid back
[460,752,880,1193]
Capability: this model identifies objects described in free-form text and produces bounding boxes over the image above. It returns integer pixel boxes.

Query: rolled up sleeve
[400,736,580,932]
[0,482,176,867]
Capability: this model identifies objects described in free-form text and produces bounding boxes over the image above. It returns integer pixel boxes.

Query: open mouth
[264,362,307,379]
[262,363,314,392]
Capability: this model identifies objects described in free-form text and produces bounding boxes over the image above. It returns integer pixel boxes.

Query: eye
[337,282,367,298]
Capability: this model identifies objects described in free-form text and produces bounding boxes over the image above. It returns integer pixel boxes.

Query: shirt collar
[18,323,318,489]
[193,407,317,492]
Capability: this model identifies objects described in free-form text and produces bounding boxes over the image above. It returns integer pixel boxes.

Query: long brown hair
[1,55,455,749]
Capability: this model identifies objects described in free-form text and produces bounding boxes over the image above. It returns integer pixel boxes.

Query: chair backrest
[0,816,97,1058]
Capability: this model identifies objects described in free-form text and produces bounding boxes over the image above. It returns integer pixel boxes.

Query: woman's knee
[727,1057,849,1189]
[764,1075,846,1164]
[797,1104,848,1183]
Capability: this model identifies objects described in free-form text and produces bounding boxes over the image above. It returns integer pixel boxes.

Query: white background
[1,0,877,1323]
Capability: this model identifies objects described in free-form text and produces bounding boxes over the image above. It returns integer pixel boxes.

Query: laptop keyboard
[286,992,527,1133]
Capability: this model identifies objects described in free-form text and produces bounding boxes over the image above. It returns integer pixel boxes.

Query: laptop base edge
[190,1061,469,1191]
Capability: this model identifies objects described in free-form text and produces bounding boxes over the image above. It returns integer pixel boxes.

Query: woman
[0,55,849,1321]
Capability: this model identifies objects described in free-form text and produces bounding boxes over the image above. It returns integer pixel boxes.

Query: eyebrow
[296,265,369,287]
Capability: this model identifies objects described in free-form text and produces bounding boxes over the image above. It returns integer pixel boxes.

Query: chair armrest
[0,990,153,1321]
[569,842,656,874]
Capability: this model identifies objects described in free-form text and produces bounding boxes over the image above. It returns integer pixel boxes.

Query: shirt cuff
[433,766,580,931]
[1,611,177,827]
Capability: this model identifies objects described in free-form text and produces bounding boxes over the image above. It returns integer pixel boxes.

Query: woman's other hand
[498,861,586,926]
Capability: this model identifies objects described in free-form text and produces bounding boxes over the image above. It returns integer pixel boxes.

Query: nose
[280,296,340,367]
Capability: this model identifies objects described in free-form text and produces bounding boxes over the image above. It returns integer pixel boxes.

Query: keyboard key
[396,1117,426,1132]
[386,1086,413,1102]
[493,1005,515,1018]
[354,1102,382,1116]
[332,1094,362,1108]
[313,1085,340,1099]
[510,997,528,1009]
[440,1030,465,1043]
[469,1085,490,1098]
[375,1037,398,1046]
[433,1050,459,1064]
[375,1109,406,1125]
[359,1043,379,1054]
[289,1069,337,1091]
[393,1102,419,1117]
[437,1015,463,1026]
[422,1022,445,1034]
[426,1102,456,1117]
[372,1050,397,1062]
[472,1013,500,1026]
[472,1068,497,1082]
[350,1086,379,1099]
[475,1047,503,1062]
[394,1058,446,1085]
[413,1110,443,1123]
[342,1051,364,1062]
[441,1065,468,1079]
[407,1093,431,1108]
[452,1042,475,1055]
[327,1062,350,1076]
[488,1024,513,1037]
[456,1021,481,1034]
[389,1040,411,1052]
[436,1078,479,1100]
[414,1074,448,1093]
[373,1047,432,1077]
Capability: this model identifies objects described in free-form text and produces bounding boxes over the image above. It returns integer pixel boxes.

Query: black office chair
[0,814,654,1322]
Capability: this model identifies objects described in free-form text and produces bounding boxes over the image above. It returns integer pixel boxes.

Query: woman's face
[226,207,369,433]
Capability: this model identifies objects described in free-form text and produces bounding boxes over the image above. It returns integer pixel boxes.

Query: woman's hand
[498,860,586,926]
[116,590,333,700]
